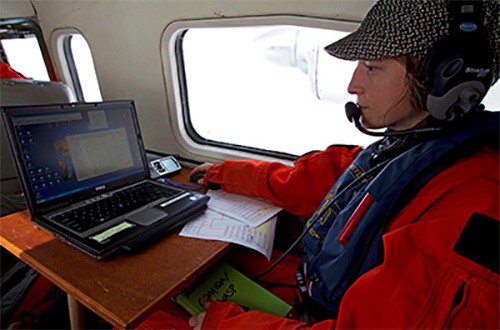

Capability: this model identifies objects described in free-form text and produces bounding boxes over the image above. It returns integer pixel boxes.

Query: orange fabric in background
[0,61,28,79]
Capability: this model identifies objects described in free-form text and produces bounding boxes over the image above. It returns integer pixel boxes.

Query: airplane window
[178,25,377,157]
[482,82,500,110]
[0,18,55,81]
[1,37,49,80]
[62,34,102,102]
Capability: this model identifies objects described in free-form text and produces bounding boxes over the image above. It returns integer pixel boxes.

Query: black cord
[251,158,391,281]
[254,280,297,288]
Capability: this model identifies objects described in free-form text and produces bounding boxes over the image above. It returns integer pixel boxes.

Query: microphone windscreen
[345,102,361,123]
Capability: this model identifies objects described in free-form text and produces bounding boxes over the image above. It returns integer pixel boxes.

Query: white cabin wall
[0,0,35,19]
[29,0,374,161]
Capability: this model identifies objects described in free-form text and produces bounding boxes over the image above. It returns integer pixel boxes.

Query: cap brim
[324,28,401,61]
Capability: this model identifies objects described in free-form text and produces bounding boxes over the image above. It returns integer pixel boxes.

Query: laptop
[1,100,209,260]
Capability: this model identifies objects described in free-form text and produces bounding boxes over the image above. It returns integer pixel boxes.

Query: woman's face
[347,57,428,130]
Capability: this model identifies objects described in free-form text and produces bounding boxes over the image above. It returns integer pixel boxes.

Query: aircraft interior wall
[2,0,374,163]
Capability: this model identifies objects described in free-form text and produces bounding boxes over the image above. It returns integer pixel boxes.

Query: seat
[1,79,76,215]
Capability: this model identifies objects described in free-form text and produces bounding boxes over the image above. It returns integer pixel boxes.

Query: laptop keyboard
[51,182,181,233]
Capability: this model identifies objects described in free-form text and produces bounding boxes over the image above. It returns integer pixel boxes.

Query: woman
[143,0,500,328]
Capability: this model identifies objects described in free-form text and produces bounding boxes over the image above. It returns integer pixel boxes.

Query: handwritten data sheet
[179,191,281,260]
[206,190,282,227]
[179,210,277,260]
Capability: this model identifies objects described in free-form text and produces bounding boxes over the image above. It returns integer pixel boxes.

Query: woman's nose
[347,63,363,95]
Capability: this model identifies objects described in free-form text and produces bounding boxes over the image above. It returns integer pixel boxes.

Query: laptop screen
[9,102,145,205]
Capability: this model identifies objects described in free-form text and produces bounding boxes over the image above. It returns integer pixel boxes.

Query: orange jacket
[205,145,363,218]
[202,146,499,329]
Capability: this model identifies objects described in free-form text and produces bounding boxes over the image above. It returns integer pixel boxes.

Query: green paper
[173,262,292,317]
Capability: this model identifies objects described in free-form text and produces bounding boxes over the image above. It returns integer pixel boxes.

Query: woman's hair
[398,55,428,114]
[378,56,430,128]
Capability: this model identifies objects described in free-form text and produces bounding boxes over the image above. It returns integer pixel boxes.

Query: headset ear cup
[421,37,461,120]
[420,35,494,121]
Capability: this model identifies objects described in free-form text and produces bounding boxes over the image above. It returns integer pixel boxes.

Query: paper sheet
[180,209,276,260]
[207,190,282,227]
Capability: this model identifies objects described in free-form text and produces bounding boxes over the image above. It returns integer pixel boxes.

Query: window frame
[161,16,359,162]
[51,28,101,102]
[61,34,85,101]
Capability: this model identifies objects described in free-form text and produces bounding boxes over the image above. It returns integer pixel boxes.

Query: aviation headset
[419,0,495,121]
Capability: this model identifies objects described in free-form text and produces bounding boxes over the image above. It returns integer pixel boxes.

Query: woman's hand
[188,299,210,329]
[188,311,207,330]
[190,163,213,185]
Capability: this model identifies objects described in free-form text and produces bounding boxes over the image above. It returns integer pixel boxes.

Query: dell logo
[459,22,478,32]
[95,185,106,191]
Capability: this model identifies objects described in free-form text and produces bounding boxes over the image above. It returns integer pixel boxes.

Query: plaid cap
[325,0,500,81]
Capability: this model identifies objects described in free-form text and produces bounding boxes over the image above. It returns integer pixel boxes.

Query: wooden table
[0,168,231,329]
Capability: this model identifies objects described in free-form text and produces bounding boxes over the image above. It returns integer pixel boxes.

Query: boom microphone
[344,102,441,137]
[345,101,361,123]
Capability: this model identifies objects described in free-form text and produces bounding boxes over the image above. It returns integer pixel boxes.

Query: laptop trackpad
[126,207,166,226]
